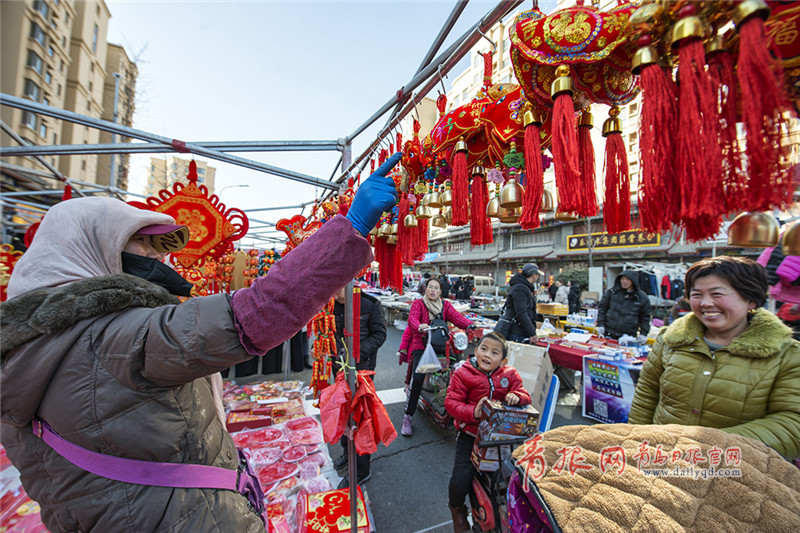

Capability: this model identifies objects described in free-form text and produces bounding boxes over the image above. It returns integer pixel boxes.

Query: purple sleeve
[230,215,373,355]
[443,301,473,329]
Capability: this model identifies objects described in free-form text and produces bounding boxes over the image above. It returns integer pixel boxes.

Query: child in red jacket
[444,332,531,532]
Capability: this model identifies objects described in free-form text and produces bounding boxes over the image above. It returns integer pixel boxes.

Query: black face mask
[121,252,193,297]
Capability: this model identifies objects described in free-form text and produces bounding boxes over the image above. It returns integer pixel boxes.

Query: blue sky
[106,1,557,246]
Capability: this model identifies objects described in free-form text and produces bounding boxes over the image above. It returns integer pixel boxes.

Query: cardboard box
[470,439,515,472]
[478,399,540,441]
[537,303,568,316]
[506,342,554,420]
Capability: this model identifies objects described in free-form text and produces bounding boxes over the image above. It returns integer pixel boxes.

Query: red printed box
[478,399,540,442]
[470,439,515,472]
[300,486,370,533]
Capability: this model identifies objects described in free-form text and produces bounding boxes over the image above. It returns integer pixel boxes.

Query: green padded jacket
[628,308,800,460]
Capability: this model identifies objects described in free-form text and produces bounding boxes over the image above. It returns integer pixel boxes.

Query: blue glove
[346,152,401,236]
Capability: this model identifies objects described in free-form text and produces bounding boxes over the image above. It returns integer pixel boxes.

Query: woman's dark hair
[685,256,768,307]
[479,331,508,358]
[569,279,579,288]
[425,278,441,290]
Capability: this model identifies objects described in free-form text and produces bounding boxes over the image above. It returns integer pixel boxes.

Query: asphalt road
[252,325,591,532]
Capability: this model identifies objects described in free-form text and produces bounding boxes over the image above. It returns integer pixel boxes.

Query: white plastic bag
[540,318,556,333]
[416,333,443,374]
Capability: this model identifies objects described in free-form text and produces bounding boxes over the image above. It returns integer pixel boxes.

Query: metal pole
[1,139,343,156]
[0,120,86,197]
[0,95,339,191]
[586,217,593,268]
[109,73,121,189]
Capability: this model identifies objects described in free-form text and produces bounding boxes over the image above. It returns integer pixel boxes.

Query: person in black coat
[332,287,387,486]
[567,280,581,314]
[597,270,651,341]
[438,272,451,299]
[503,263,542,343]
[548,280,561,302]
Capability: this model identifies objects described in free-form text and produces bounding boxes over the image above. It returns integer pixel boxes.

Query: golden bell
[427,189,443,208]
[498,206,521,224]
[523,107,545,128]
[368,226,378,237]
[415,204,433,219]
[727,212,779,248]
[602,107,622,137]
[455,139,468,153]
[471,165,486,178]
[631,45,659,75]
[578,108,593,128]
[444,208,452,224]
[541,189,554,213]
[499,179,524,209]
[390,223,398,235]
[387,235,398,245]
[629,2,665,39]
[432,213,447,228]
[550,64,573,99]
[421,193,432,207]
[378,222,393,237]
[782,221,800,255]
[732,0,770,26]
[555,211,578,222]
[670,16,705,48]
[486,196,500,218]
[704,35,726,57]
[404,213,418,228]
[440,186,453,206]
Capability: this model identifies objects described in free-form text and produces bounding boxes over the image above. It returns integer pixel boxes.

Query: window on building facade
[24,79,41,100]
[197,176,205,183]
[92,24,98,53]
[81,160,86,171]
[59,59,64,72]
[88,81,93,92]
[53,133,57,144]
[473,72,480,85]
[503,37,510,53]
[57,83,61,96]
[30,22,45,46]
[629,102,638,116]
[22,111,37,129]
[43,98,49,106]
[473,55,481,69]
[197,167,205,174]
[90,62,94,72]
[45,71,52,84]
[27,50,44,74]
[48,46,54,57]
[461,89,468,102]
[39,123,46,138]
[33,0,49,19]
[61,36,66,47]
[171,162,177,169]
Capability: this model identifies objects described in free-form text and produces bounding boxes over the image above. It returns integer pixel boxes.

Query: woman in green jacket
[629,256,800,460]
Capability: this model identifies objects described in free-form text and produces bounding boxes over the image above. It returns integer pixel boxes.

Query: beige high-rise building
[146,157,217,197]
[1,0,136,189]
[97,44,137,191]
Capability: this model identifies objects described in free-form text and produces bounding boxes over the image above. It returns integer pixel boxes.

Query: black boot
[449,504,470,533]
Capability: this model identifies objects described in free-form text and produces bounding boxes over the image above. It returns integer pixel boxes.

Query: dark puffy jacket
[597,269,651,339]
[0,214,371,533]
[445,358,531,436]
[504,273,537,338]
[568,284,581,314]
[334,292,387,371]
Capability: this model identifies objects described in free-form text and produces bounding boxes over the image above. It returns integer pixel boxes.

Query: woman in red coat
[402,277,473,437]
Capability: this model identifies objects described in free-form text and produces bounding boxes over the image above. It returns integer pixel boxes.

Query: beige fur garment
[512,423,800,532]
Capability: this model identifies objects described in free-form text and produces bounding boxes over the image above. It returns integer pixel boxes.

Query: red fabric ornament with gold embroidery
[129,161,248,268]
[276,214,323,255]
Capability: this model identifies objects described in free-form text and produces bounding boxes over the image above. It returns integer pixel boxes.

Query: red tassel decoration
[549,65,581,215]
[602,107,631,234]
[412,218,429,262]
[518,108,545,230]
[397,194,414,265]
[470,168,492,246]
[388,241,403,293]
[674,16,723,240]
[62,184,72,201]
[636,47,680,233]
[734,1,793,211]
[707,38,745,213]
[450,140,469,226]
[577,108,598,218]
[374,236,388,289]
[352,287,361,363]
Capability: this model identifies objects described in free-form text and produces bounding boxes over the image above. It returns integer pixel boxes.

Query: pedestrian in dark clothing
[332,286,387,487]
[567,280,581,314]
[452,277,463,299]
[502,263,542,343]
[456,277,473,299]
[549,280,561,302]
[439,273,451,299]
[417,272,431,295]
[597,269,651,341]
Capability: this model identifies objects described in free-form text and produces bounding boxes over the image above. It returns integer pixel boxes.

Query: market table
[535,341,592,372]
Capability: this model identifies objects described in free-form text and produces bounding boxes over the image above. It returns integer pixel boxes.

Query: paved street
[258,325,592,532]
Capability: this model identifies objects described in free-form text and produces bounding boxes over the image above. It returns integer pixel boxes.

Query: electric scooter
[417,325,473,430]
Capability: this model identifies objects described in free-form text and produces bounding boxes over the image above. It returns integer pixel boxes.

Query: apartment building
[146,157,217,197]
[1,0,136,188]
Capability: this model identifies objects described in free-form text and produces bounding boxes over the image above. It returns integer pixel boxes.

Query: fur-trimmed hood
[663,308,793,359]
[1,274,177,357]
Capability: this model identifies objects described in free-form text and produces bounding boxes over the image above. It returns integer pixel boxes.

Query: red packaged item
[286,416,320,431]
[282,445,307,463]
[300,486,370,533]
[290,428,323,446]
[248,447,283,466]
[257,461,299,486]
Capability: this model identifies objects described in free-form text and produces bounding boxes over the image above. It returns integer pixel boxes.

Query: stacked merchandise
[540,336,648,363]
[223,380,335,532]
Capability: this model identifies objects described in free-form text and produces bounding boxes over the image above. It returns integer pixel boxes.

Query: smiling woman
[628,256,800,461]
